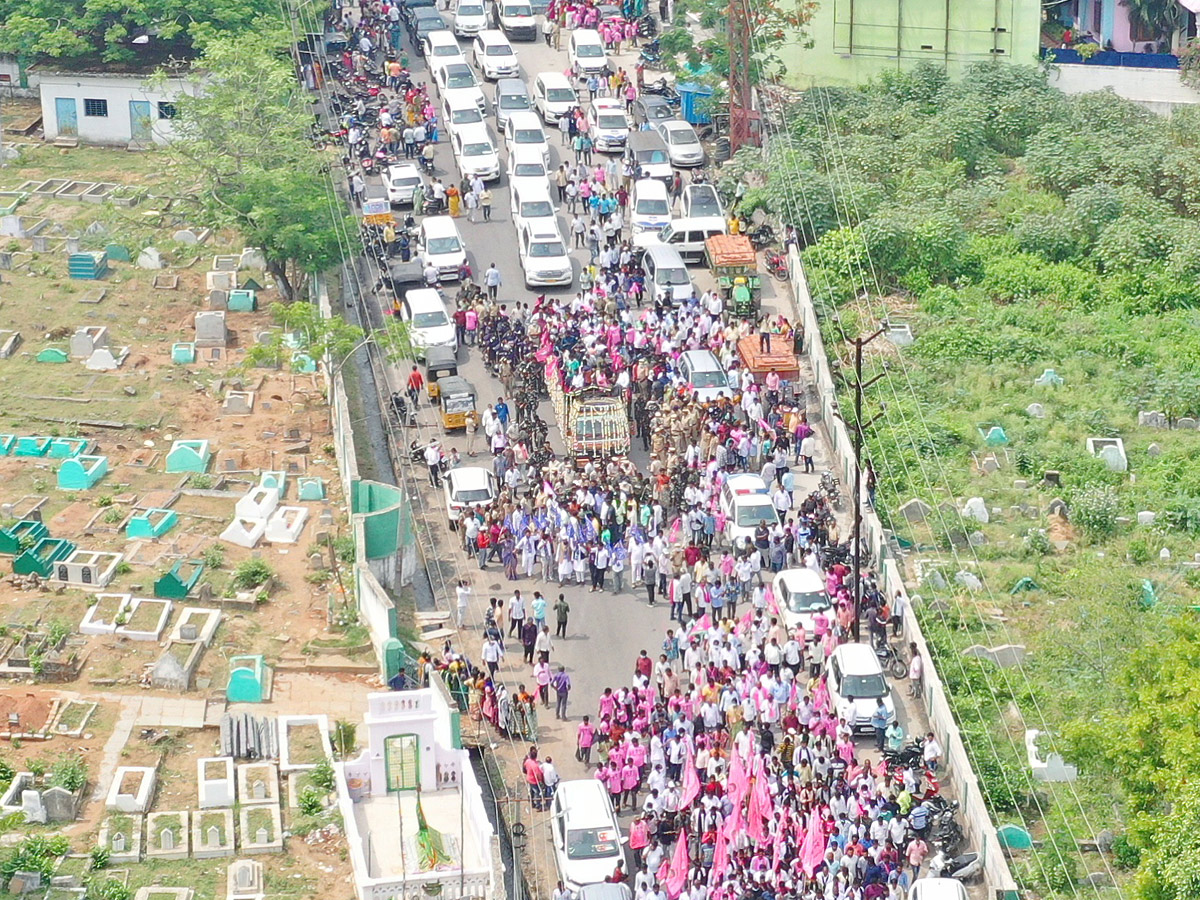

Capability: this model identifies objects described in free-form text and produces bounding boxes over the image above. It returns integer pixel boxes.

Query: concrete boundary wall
[786,249,1019,898]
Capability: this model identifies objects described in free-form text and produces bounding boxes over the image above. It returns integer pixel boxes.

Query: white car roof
[775,568,824,592]
[456,124,494,145]
[634,178,668,198]
[509,145,546,164]
[476,28,511,43]
[908,880,968,900]
[832,642,885,674]
[449,466,494,491]
[573,28,604,44]
[681,349,721,370]
[425,30,459,46]
[388,163,421,177]
[507,110,543,128]
[659,120,694,133]
[724,473,767,494]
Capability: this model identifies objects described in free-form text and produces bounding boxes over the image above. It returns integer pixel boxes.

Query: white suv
[491,0,537,40]
[519,221,572,287]
[472,29,519,80]
[587,98,629,153]
[827,643,896,733]
[550,780,624,890]
[454,0,488,35]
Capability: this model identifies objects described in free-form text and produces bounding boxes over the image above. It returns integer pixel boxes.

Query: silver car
[654,120,705,167]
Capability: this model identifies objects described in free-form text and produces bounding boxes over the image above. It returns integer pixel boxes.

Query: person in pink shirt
[605,760,623,809]
[621,760,640,808]
[598,686,616,718]
[628,814,650,868]
[576,715,596,767]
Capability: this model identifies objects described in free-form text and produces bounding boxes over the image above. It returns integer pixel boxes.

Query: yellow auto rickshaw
[425,345,459,405]
[437,375,477,431]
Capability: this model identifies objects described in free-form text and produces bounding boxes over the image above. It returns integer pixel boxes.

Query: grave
[52,549,122,588]
[1178,417,1198,430]
[13,537,76,577]
[154,559,205,600]
[135,890,194,900]
[206,270,237,292]
[165,439,212,474]
[222,391,255,415]
[56,181,95,201]
[961,497,989,524]
[1148,442,1163,457]
[297,477,326,501]
[1025,402,1045,418]
[126,508,179,540]
[85,346,130,371]
[169,607,223,645]
[152,273,178,290]
[81,183,117,203]
[0,519,49,555]
[997,824,1033,851]
[0,214,47,237]
[8,871,42,895]
[21,789,46,824]
[194,311,229,348]
[237,804,284,854]
[1085,437,1128,473]
[1025,729,1077,782]
[57,454,109,490]
[14,435,52,456]
[98,816,144,863]
[236,486,281,521]
[209,289,229,310]
[259,470,287,496]
[1138,410,1168,428]
[0,330,22,359]
[136,247,163,269]
[0,434,15,456]
[48,437,88,459]
[976,424,1008,446]
[145,812,190,861]
[79,593,133,636]
[277,715,333,772]
[173,229,199,245]
[198,757,237,808]
[227,655,270,703]
[192,809,236,859]
[106,244,131,262]
[1033,368,1064,387]
[961,644,1027,667]
[1138,511,1156,526]
[227,289,257,312]
[105,767,156,814]
[226,859,265,900]
[240,248,266,270]
[213,255,240,271]
[172,342,197,364]
[264,507,308,544]
[220,517,268,549]
[36,346,69,363]
[115,597,173,641]
[291,352,316,373]
[236,764,279,805]
[41,785,79,823]
[954,571,983,591]
[149,646,198,691]
[67,251,108,280]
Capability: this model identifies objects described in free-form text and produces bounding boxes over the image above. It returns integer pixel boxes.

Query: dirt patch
[0,689,56,732]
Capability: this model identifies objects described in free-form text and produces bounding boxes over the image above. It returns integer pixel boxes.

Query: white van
[504,110,550,166]
[418,216,467,281]
[678,348,735,402]
[550,780,624,890]
[772,568,832,639]
[827,642,895,733]
[569,28,609,75]
[401,287,457,357]
[511,180,557,233]
[491,0,537,40]
[630,179,671,235]
[640,216,726,264]
[472,29,519,79]
[453,0,489,35]
[533,71,578,123]
[518,220,573,287]
[640,243,692,306]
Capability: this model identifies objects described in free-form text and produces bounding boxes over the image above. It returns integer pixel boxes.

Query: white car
[444,466,499,527]
[512,181,557,234]
[451,125,501,180]
[772,568,832,639]
[908,880,968,900]
[518,221,573,287]
[454,0,488,35]
[586,98,629,153]
[422,30,467,66]
[434,60,487,113]
[569,29,608,76]
[384,163,425,206]
[443,93,487,137]
[472,29,519,80]
[492,0,537,40]
[630,178,671,235]
[827,643,896,733]
[504,110,550,167]
[654,120,705,167]
[507,144,551,193]
[680,183,723,219]
[400,287,458,357]
[724,492,778,548]
[677,348,733,402]
[550,780,624,890]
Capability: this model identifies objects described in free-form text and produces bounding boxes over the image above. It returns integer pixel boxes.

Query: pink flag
[727,745,746,806]
[800,813,826,876]
[746,772,766,843]
[697,613,712,632]
[709,826,729,886]
[722,796,743,841]
[666,831,690,899]
[656,856,670,886]
[679,746,701,809]
[739,608,753,628]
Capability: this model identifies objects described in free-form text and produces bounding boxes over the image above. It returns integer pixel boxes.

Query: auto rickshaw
[436,375,477,431]
[705,234,761,318]
[424,345,459,405]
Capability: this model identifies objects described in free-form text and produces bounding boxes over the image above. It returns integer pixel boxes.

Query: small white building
[336,686,498,900]
[37,71,199,146]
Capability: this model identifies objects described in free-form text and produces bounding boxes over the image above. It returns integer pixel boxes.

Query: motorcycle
[765,248,789,280]
[875,641,908,679]
[881,738,923,769]
[638,14,658,37]
[747,223,776,250]
[642,78,680,105]
[928,850,982,882]
[392,393,418,428]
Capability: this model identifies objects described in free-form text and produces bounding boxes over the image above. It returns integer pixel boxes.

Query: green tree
[1122,0,1187,47]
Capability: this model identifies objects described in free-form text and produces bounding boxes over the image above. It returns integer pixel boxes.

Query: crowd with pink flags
[566,600,966,900]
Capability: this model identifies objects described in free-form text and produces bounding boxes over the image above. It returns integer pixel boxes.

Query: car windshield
[655,267,688,286]
[530,240,567,257]
[418,20,443,33]
[577,43,604,57]
[735,503,776,528]
[459,3,484,12]
[452,107,483,124]
[413,311,449,328]
[446,69,476,88]
[548,87,576,102]
[427,236,461,254]
[454,487,493,503]
[520,200,554,217]
[515,128,544,143]
[432,44,460,56]
[668,129,698,144]
[566,828,620,860]
[504,3,532,14]
[688,189,719,212]
[783,587,830,614]
[690,370,726,388]
[597,114,626,129]
[636,198,669,216]
[514,163,545,176]
[486,45,514,56]
[464,141,493,156]
[501,94,531,109]
[842,673,888,700]
[392,174,419,187]
[637,149,669,164]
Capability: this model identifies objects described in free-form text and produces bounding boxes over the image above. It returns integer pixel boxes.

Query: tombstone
[0,251,11,270]
[181,623,200,641]
[954,571,983,591]
[161,828,175,850]
[9,871,42,895]
[213,255,239,271]
[173,229,199,245]
[235,862,255,889]
[43,785,77,822]
[1025,402,1044,418]
[1013,479,1028,490]
[240,248,267,270]
[922,570,947,591]
[0,330,22,358]
[137,247,163,269]
[223,392,255,415]
[1043,470,1061,487]
[1179,417,1198,430]
[207,825,221,847]
[1143,442,1161,459]
[1138,410,1168,428]
[208,289,229,310]
[1096,830,1115,853]
[1047,497,1068,518]
[255,827,269,845]
[898,498,931,522]
[84,221,106,237]
[1033,368,1064,388]
[86,346,129,371]
[968,531,987,546]
[206,270,236,291]
[980,455,1000,474]
[21,790,47,824]
[961,497,989,524]
[112,831,126,853]
[195,311,229,348]
[32,235,49,252]
[66,235,81,254]
[70,326,108,359]
[251,780,266,800]
[1137,511,1156,526]
[106,244,131,262]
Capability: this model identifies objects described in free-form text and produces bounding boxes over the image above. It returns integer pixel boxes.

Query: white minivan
[678,348,735,402]
[827,642,896,733]
[640,243,692,306]
[533,71,578,123]
[630,179,671,235]
[418,216,467,281]
[550,780,624,890]
[401,287,457,357]
[638,216,726,264]
[504,110,550,167]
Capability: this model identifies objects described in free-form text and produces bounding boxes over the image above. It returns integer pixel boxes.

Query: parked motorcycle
[875,641,908,679]
[765,248,789,280]
[747,223,776,250]
[928,850,981,882]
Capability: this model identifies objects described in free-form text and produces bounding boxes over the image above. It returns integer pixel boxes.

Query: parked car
[491,0,537,40]
[680,183,723,219]
[444,466,499,527]
[631,95,677,126]
[826,642,896,733]
[422,29,466,65]
[507,144,551,193]
[504,110,550,167]
[586,98,629,153]
[443,92,487,138]
[654,119,705,167]
[569,28,609,75]
[408,9,450,47]
[400,287,457,357]
[532,71,578,123]
[384,162,425,206]
[495,76,533,130]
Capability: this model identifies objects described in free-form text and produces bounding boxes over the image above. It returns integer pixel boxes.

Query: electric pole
[844,327,886,641]
[728,0,752,150]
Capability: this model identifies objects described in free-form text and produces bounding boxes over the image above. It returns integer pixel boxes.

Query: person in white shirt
[455,580,471,628]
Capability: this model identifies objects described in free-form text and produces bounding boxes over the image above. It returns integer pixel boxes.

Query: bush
[89,847,110,871]
[52,753,87,793]
[88,877,131,900]
[1034,832,1080,893]
[232,558,273,590]
[1112,833,1141,870]
[1071,485,1120,539]
[201,544,226,569]
[298,786,324,816]
[310,758,336,792]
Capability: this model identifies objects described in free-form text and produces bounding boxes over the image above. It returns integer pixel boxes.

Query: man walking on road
[424,440,442,488]
[551,666,571,719]
[484,263,502,301]
[553,593,570,638]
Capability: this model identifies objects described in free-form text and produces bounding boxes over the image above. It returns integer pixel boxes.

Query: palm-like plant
[1123,0,1187,46]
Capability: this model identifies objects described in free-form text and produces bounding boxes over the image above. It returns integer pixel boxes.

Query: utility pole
[844,326,886,641]
[728,0,752,150]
